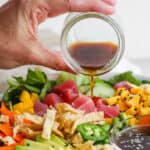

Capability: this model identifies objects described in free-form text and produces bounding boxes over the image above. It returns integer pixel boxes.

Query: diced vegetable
[0,123,13,136]
[53,80,79,104]
[0,145,15,150]
[72,95,96,113]
[43,93,64,107]
[77,123,108,144]
[39,82,51,100]
[3,69,55,105]
[34,101,48,116]
[0,102,16,123]
[87,82,115,98]
[56,72,76,84]
[95,100,120,118]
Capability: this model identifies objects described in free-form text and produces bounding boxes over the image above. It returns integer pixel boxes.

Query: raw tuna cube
[95,100,119,118]
[73,95,96,113]
[43,93,64,107]
[53,80,79,103]
[34,100,48,116]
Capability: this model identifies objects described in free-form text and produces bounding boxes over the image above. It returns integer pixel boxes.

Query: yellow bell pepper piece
[27,108,34,114]
[19,90,33,106]
[14,110,21,114]
[13,103,24,113]
[31,92,39,104]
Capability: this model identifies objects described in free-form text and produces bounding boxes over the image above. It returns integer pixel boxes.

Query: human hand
[0,0,116,72]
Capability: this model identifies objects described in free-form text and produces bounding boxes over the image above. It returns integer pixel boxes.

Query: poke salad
[0,69,150,150]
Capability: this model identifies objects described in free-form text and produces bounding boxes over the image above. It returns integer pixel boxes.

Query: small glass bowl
[61,12,125,76]
[110,115,150,150]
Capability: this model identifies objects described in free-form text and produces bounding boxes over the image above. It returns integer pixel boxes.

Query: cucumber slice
[87,82,115,98]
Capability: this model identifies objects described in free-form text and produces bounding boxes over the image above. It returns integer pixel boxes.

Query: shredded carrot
[0,102,16,124]
[139,115,150,126]
[14,133,24,145]
[23,119,32,124]
[0,123,13,136]
[0,145,15,150]
[0,132,5,137]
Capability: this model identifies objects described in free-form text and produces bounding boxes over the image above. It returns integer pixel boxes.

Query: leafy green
[3,69,54,106]
[142,80,150,84]
[24,84,41,93]
[26,69,47,86]
[39,81,52,100]
[107,71,141,85]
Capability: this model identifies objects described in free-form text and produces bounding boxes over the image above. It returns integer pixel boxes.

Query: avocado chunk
[36,136,66,150]
[66,144,74,150]
[15,145,41,150]
[51,134,67,147]
[24,139,51,150]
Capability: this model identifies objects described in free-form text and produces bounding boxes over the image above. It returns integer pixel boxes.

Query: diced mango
[118,99,128,112]
[144,99,150,107]
[139,107,150,116]
[105,118,113,125]
[127,115,134,119]
[126,95,140,109]
[116,88,130,99]
[106,96,120,105]
[130,87,143,95]
[126,107,137,116]
[129,117,138,126]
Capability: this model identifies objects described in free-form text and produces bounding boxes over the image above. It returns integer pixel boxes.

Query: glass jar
[61,12,125,76]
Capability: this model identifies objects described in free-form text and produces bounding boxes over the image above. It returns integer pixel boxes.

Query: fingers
[27,41,74,73]
[103,0,116,6]
[69,0,116,15]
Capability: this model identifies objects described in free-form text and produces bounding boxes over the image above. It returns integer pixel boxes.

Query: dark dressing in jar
[69,42,118,97]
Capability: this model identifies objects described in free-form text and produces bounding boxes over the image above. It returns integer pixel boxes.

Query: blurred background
[0,0,150,77]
